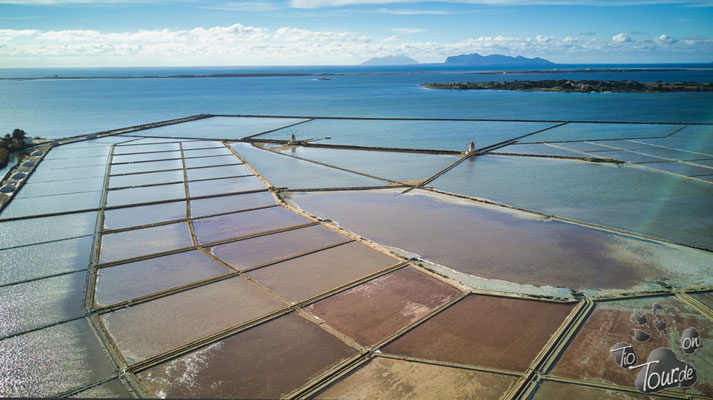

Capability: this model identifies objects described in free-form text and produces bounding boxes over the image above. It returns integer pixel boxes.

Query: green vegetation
[3,129,27,148]
[422,80,713,93]
[0,147,8,169]
[1,129,29,169]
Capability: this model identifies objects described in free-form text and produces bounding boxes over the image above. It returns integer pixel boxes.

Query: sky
[0,0,712,67]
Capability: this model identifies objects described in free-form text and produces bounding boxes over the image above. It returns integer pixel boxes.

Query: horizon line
[2,61,713,69]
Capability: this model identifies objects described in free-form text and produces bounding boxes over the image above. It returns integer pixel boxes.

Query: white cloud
[612,33,631,43]
[1,23,712,66]
[657,33,677,43]
[392,28,427,34]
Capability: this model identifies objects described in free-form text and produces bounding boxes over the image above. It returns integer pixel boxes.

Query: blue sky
[1,0,712,67]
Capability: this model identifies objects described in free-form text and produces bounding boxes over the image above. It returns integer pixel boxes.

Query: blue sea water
[0,64,712,142]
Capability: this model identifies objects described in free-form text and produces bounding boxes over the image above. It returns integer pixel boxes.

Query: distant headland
[422,79,713,93]
[360,52,554,66]
[442,53,554,66]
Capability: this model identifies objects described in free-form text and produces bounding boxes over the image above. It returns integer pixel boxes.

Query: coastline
[0,67,707,81]
[422,79,713,93]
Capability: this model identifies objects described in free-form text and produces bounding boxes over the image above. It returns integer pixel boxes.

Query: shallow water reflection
[134,116,308,139]
[103,201,186,230]
[290,189,713,292]
[99,222,193,264]
[0,318,115,397]
[522,123,681,143]
[0,236,94,285]
[232,143,386,189]
[102,276,285,363]
[187,176,266,197]
[108,169,184,188]
[247,241,398,302]
[431,155,713,250]
[189,191,275,218]
[1,190,102,218]
[0,212,98,249]
[95,250,229,306]
[105,183,185,207]
[260,119,552,151]
[17,177,105,198]
[275,146,458,182]
[211,224,347,270]
[0,271,87,338]
[193,207,311,243]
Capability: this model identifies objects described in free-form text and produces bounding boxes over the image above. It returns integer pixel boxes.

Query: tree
[12,129,27,142]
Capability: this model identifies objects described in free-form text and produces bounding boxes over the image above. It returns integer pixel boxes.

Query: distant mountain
[360,55,420,66]
[443,53,554,66]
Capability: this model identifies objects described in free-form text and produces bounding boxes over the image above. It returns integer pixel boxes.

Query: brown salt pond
[0,318,116,397]
[289,189,713,293]
[315,357,518,400]
[192,206,312,244]
[550,295,713,397]
[246,241,399,303]
[531,381,658,399]
[211,224,348,271]
[101,276,285,363]
[98,222,193,264]
[381,295,574,372]
[138,312,357,399]
[306,267,462,346]
[94,250,230,306]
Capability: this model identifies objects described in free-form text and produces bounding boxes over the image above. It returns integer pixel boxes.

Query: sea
[1,63,712,141]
